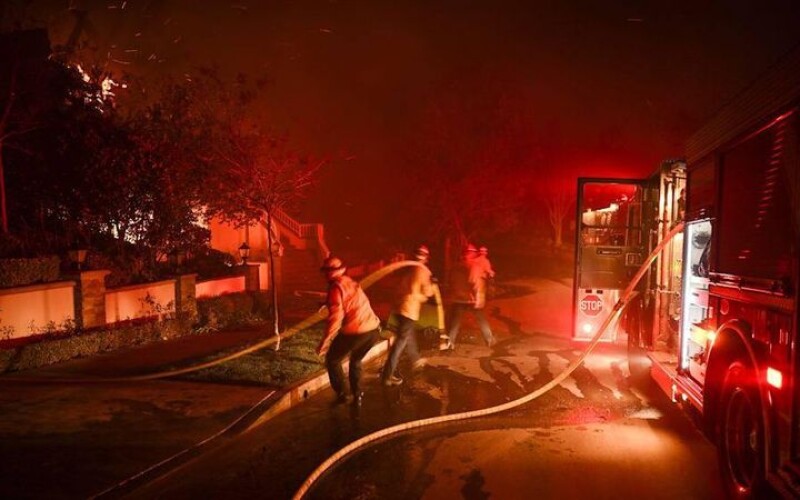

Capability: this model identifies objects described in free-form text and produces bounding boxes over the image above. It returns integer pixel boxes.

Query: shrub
[189,248,236,280]
[0,256,61,288]
[0,318,187,373]
[85,249,165,288]
[197,291,272,330]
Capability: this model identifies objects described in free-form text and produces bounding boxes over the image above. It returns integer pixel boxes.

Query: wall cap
[106,278,176,293]
[196,274,246,285]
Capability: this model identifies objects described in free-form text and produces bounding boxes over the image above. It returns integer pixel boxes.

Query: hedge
[0,256,61,288]
[0,291,275,374]
[197,291,273,330]
[0,318,188,374]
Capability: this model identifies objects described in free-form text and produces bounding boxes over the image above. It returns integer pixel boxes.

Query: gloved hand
[316,338,331,357]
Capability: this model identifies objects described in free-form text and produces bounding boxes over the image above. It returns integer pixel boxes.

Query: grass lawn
[180,327,326,388]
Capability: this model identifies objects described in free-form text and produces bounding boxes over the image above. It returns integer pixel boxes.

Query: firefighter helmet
[414,245,430,261]
[464,244,478,254]
[320,256,346,277]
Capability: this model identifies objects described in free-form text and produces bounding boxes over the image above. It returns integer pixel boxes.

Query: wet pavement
[126,277,726,500]
[0,278,726,499]
[0,327,278,499]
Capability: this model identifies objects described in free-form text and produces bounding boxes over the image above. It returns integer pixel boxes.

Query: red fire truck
[574,47,800,497]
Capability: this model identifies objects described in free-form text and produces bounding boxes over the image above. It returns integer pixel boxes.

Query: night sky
[8,0,800,251]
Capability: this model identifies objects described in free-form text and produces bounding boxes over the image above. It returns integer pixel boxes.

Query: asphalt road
[129,277,725,500]
[311,351,725,500]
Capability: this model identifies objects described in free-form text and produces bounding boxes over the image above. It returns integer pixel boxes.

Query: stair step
[278,246,327,293]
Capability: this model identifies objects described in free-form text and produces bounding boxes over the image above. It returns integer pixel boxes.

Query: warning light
[582,323,593,334]
[706,330,716,344]
[767,367,783,389]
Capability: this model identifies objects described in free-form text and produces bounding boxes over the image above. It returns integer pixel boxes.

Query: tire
[717,361,767,499]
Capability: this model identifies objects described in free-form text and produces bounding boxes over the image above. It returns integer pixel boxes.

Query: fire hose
[0,260,435,384]
[81,261,438,499]
[1,222,682,497]
[292,222,684,500]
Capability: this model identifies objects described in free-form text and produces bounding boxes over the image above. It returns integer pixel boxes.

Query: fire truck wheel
[717,361,766,499]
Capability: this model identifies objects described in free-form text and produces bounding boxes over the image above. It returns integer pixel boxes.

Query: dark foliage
[0,256,60,287]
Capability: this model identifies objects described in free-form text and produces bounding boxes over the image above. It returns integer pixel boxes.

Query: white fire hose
[0,261,434,384]
[292,223,684,499]
[0,225,683,498]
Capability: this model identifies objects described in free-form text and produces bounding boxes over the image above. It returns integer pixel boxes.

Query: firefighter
[381,245,435,386]
[316,256,382,407]
[476,246,495,279]
[476,245,496,305]
[444,244,496,350]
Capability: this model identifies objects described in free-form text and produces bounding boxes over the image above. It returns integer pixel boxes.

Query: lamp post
[68,249,88,271]
[168,249,185,272]
[238,242,250,265]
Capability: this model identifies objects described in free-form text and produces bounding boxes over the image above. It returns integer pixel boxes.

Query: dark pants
[447,303,494,345]
[325,329,379,397]
[382,315,420,379]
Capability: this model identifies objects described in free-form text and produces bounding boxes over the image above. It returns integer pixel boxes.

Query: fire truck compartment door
[579,246,638,289]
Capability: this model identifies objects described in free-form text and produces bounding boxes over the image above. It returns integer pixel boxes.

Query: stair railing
[269,208,330,261]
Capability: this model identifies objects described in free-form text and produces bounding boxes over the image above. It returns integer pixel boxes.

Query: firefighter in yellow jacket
[475,245,496,305]
[476,246,495,279]
[316,256,381,407]
[444,244,496,349]
[381,245,435,386]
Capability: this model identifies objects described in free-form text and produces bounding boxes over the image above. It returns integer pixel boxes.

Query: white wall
[105,279,176,323]
[0,282,76,339]
[195,275,246,298]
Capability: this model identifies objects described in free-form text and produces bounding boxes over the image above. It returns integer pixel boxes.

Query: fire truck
[573,46,800,497]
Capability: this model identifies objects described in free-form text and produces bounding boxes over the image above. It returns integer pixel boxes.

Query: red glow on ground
[559,406,612,426]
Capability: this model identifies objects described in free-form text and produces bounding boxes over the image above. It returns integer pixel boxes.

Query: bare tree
[208,137,324,347]
[175,70,325,347]
[543,183,574,248]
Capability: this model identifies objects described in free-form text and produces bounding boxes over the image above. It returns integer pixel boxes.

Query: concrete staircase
[280,246,327,294]
[267,208,329,296]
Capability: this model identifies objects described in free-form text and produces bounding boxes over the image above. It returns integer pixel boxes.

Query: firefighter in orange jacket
[381,245,435,386]
[316,256,382,407]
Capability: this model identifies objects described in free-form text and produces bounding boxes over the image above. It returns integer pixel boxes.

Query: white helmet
[414,245,430,261]
[320,256,346,278]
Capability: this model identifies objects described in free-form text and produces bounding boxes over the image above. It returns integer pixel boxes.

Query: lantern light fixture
[238,242,251,265]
